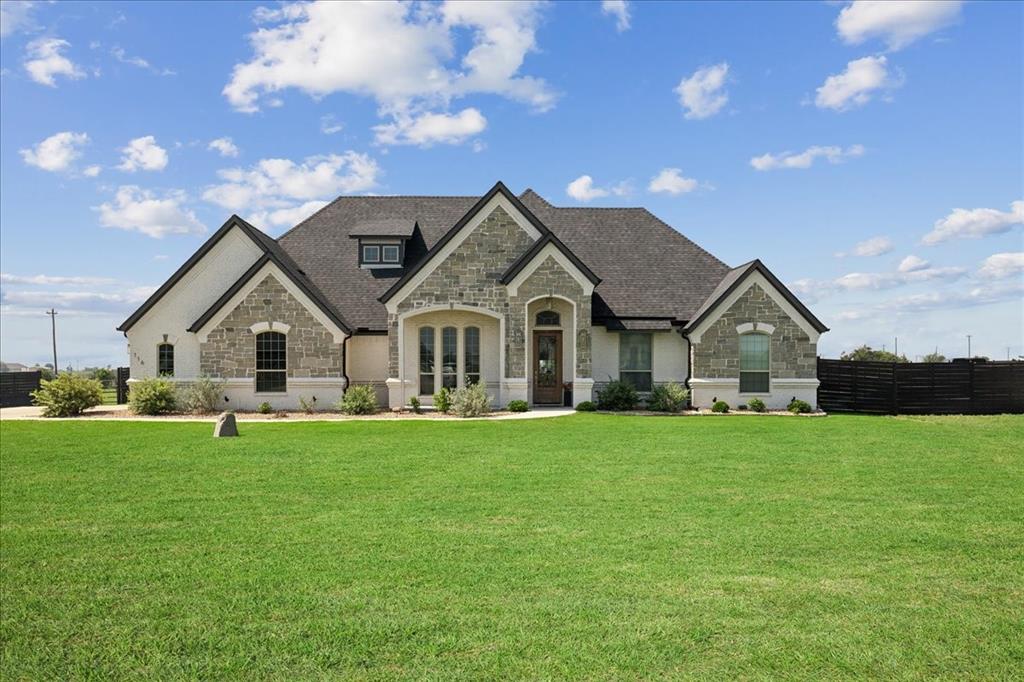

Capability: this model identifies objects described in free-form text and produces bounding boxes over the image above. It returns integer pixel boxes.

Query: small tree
[840,345,908,363]
[338,385,378,415]
[31,373,103,417]
[921,352,946,363]
[128,377,178,415]
[92,367,114,385]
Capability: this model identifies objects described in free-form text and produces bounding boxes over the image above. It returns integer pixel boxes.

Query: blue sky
[1,0,1021,368]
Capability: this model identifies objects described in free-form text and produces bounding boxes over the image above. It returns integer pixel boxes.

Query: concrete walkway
[0,404,577,422]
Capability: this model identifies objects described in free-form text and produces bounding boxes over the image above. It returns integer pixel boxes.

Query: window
[535,310,560,326]
[739,333,770,393]
[619,332,652,391]
[419,327,435,396]
[157,343,174,376]
[255,331,287,393]
[362,244,380,263]
[382,245,400,263]
[464,326,480,385]
[442,326,458,389]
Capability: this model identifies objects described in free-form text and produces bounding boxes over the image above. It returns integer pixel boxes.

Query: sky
[1,0,1021,368]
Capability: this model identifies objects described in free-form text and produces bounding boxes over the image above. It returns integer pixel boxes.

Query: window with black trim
[419,326,435,396]
[362,244,380,263]
[157,343,174,376]
[619,332,652,392]
[442,326,458,389]
[464,326,480,385]
[535,310,560,326]
[739,333,770,393]
[255,331,287,393]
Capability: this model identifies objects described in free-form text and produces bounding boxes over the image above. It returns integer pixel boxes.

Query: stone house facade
[119,182,827,410]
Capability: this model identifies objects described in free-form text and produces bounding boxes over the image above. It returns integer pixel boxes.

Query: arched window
[739,333,770,393]
[464,326,480,385]
[442,326,458,389]
[255,331,287,393]
[157,343,174,376]
[419,326,435,396]
[535,310,560,326]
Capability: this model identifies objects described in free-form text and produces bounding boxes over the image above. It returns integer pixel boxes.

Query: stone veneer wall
[388,205,591,379]
[692,283,816,379]
[200,275,342,378]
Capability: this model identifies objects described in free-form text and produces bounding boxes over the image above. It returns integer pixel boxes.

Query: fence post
[891,361,898,415]
[968,359,976,415]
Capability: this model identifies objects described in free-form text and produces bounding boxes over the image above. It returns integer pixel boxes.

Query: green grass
[1,414,1022,679]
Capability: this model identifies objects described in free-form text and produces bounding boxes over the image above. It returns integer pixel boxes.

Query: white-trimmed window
[419,326,435,396]
[442,326,458,390]
[255,331,287,393]
[157,343,174,376]
[382,245,400,263]
[619,332,652,392]
[739,333,770,393]
[464,326,480,385]
[362,244,380,264]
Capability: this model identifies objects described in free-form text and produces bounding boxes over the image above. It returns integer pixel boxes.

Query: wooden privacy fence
[817,358,1024,415]
[116,367,130,404]
[0,371,42,408]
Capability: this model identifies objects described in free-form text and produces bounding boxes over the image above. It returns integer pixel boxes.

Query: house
[118,182,826,411]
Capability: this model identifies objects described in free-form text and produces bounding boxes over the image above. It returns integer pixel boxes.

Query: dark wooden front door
[533,330,562,404]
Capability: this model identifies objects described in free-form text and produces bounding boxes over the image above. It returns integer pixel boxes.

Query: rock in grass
[214,412,238,437]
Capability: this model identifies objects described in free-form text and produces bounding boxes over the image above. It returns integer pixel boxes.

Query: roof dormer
[350,219,416,269]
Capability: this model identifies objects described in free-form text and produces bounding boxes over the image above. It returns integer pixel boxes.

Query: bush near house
[338,385,378,415]
[181,376,225,414]
[30,373,103,417]
[711,400,730,413]
[297,395,317,415]
[597,380,639,411]
[575,401,596,412]
[128,377,178,415]
[506,399,529,413]
[451,383,491,417]
[434,387,452,414]
[748,398,767,413]
[788,399,812,414]
[647,382,689,413]
[258,402,273,415]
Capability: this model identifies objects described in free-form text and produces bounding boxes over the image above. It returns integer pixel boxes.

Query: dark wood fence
[0,371,42,408]
[817,358,1024,415]
[116,367,130,404]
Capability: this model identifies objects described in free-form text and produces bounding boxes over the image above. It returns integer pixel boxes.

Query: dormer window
[351,219,416,269]
[359,241,403,267]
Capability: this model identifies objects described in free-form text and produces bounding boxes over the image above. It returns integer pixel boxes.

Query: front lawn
[1,414,1021,679]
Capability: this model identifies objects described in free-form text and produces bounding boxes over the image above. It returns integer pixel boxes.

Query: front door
[533,330,562,404]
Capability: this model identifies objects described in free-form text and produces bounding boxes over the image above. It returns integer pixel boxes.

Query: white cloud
[566,175,608,202]
[23,38,86,87]
[1,1,37,37]
[648,168,699,195]
[879,281,1023,313]
[373,107,486,147]
[836,1,962,51]
[751,144,864,171]
[202,152,380,229]
[207,137,240,157]
[675,62,729,119]
[256,200,330,229]
[95,186,206,238]
[1,273,117,286]
[815,56,901,111]
[897,255,929,272]
[977,252,1024,279]
[922,200,1024,245]
[111,46,177,76]
[83,165,102,177]
[836,235,893,258]
[601,0,630,32]
[1,288,155,315]
[223,1,554,140]
[320,115,344,135]
[19,131,89,172]
[117,136,169,172]
[835,265,966,290]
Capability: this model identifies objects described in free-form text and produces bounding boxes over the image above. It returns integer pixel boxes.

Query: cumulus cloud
[836,1,962,51]
[95,186,206,238]
[566,175,608,202]
[878,281,1023,313]
[373,107,486,146]
[23,38,86,87]
[601,0,630,32]
[1,287,156,315]
[0,273,117,286]
[977,252,1024,279]
[648,168,699,195]
[223,1,554,144]
[815,56,901,111]
[922,200,1024,245]
[117,136,169,172]
[834,265,965,291]
[751,144,864,171]
[207,137,240,157]
[83,165,102,177]
[320,115,344,135]
[897,255,929,272]
[1,1,37,37]
[19,131,89,172]
[202,152,380,230]
[675,62,729,119]
[836,235,893,258]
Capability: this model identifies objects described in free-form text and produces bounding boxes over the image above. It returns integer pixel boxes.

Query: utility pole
[967,335,972,359]
[894,337,898,358]
[46,309,58,375]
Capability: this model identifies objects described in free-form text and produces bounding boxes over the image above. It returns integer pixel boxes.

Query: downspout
[341,334,350,392]
[680,330,693,408]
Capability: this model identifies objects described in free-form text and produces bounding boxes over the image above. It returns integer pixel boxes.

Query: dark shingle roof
[349,219,417,238]
[275,186,735,331]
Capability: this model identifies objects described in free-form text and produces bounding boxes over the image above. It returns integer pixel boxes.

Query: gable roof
[499,232,601,286]
[118,215,350,334]
[683,259,829,335]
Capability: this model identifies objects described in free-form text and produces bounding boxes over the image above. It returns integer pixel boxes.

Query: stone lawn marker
[214,412,238,437]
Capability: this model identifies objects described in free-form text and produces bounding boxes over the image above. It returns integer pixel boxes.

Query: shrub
[297,395,317,414]
[597,380,639,411]
[338,385,379,415]
[788,398,812,414]
[647,382,689,412]
[182,375,224,414]
[31,373,103,417]
[409,396,422,414]
[747,398,766,413]
[507,399,529,413]
[711,400,729,414]
[451,382,492,418]
[434,387,452,414]
[258,401,273,414]
[575,400,596,412]
[128,377,178,415]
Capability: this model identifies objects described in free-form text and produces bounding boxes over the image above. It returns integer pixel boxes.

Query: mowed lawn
[1,415,1021,679]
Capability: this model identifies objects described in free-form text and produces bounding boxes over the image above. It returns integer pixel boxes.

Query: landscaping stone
[214,412,238,437]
